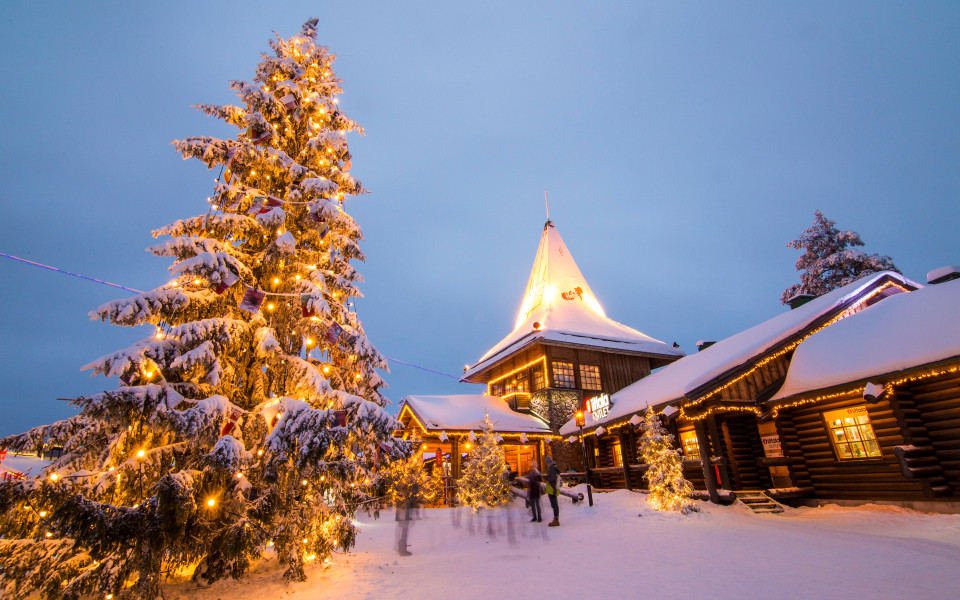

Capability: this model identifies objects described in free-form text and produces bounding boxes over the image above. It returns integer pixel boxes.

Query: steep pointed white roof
[464,221,683,380]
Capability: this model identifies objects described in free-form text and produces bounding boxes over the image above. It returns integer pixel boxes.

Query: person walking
[527,466,542,523]
[544,456,562,527]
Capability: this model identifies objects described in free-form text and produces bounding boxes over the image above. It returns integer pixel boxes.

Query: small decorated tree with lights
[781,210,899,304]
[0,19,406,600]
[457,414,512,511]
[381,441,438,510]
[638,407,697,514]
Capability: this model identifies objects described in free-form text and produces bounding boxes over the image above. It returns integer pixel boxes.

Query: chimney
[786,293,816,310]
[927,266,960,285]
[696,340,716,352]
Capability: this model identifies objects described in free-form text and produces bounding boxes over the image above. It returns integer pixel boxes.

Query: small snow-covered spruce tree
[381,441,438,510]
[781,210,899,304]
[0,19,407,600]
[457,414,512,511]
[638,407,697,514]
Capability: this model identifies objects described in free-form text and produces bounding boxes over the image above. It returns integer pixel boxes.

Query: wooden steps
[736,490,785,514]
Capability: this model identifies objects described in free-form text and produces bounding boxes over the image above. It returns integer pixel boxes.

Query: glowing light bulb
[268,540,274,547]
[193,278,201,285]
[236,472,243,478]
[273,278,280,285]
[301,479,308,486]
[136,449,145,458]
[49,473,59,482]
[145,371,154,378]
[257,449,264,456]
[206,498,216,507]
[322,366,330,374]
[267,303,275,311]
[45,532,52,538]
[306,338,314,346]
[295,274,301,280]
[39,511,47,517]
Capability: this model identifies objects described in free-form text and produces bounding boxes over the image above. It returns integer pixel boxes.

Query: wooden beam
[451,437,461,480]
[694,420,721,503]
[707,415,733,489]
[619,430,633,490]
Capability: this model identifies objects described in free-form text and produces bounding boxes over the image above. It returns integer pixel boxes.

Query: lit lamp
[575,410,594,507]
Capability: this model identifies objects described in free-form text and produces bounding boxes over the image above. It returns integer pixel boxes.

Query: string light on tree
[638,407,698,514]
[0,19,405,600]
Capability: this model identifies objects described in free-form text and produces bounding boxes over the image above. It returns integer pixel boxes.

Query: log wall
[720,414,772,490]
[779,391,927,501]
[907,370,960,496]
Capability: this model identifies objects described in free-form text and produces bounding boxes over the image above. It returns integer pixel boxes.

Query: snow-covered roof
[463,221,683,380]
[771,279,960,401]
[0,453,51,479]
[559,271,917,436]
[400,395,552,434]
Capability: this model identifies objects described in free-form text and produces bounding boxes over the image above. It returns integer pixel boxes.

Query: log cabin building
[395,219,684,477]
[395,394,554,480]
[561,270,960,512]
[460,219,684,465]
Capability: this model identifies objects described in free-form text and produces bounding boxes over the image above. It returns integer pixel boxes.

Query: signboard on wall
[586,394,611,422]
[761,435,783,457]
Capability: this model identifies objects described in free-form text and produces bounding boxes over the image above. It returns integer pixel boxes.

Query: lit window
[610,439,622,467]
[823,406,882,460]
[679,430,701,460]
[516,371,529,393]
[490,383,504,397]
[580,365,601,391]
[552,361,575,388]
[530,367,544,391]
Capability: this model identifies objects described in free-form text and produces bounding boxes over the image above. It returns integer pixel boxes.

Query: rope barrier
[1,250,473,383]
[0,252,144,294]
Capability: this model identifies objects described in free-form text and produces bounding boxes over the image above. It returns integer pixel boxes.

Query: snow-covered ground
[165,486,960,600]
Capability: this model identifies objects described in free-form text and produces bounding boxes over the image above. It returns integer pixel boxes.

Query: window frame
[579,364,602,391]
[530,367,544,391]
[679,430,701,460]
[822,405,883,461]
[551,361,576,389]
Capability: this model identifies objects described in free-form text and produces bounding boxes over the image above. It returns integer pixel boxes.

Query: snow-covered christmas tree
[456,414,512,511]
[638,407,697,514]
[781,210,899,304]
[381,439,438,510]
[0,19,405,600]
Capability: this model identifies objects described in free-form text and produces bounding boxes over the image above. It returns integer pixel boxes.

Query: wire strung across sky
[0,250,469,382]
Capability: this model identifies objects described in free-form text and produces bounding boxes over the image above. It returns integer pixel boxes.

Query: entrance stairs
[736,490,785,514]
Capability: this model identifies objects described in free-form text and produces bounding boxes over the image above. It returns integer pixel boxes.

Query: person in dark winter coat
[544,456,561,527]
[527,466,542,522]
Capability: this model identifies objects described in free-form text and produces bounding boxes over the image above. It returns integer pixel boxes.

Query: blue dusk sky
[1,2,958,436]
